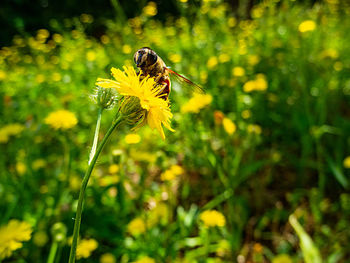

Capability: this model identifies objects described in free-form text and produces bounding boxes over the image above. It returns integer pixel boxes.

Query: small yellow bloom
[98,175,120,187]
[219,53,230,63]
[76,238,98,259]
[80,14,94,23]
[100,253,116,263]
[122,45,132,54]
[127,218,146,236]
[143,2,157,16]
[248,55,260,66]
[228,17,237,27]
[86,50,96,61]
[53,33,63,43]
[97,66,174,140]
[0,123,25,143]
[241,109,251,119]
[243,75,268,92]
[0,220,33,259]
[232,67,245,77]
[207,56,218,69]
[247,124,262,135]
[35,74,45,84]
[181,93,212,113]
[51,72,61,82]
[0,70,6,80]
[133,256,156,263]
[125,133,141,144]
[108,164,119,174]
[343,156,350,169]
[200,210,226,227]
[16,162,27,175]
[161,165,184,181]
[33,231,48,247]
[222,118,236,135]
[169,54,182,63]
[298,20,316,33]
[45,110,78,130]
[32,159,46,170]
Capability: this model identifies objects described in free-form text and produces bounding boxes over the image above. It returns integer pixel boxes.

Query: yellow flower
[125,133,141,144]
[143,2,157,16]
[133,256,156,263]
[100,253,116,263]
[243,75,268,92]
[181,93,212,113]
[108,164,119,174]
[98,175,120,187]
[16,162,27,175]
[247,124,262,135]
[232,67,245,77]
[97,66,174,140]
[169,54,182,63]
[0,123,25,143]
[33,231,48,247]
[200,210,226,227]
[45,110,78,130]
[343,156,350,169]
[0,220,33,259]
[127,218,146,236]
[32,159,46,170]
[161,165,184,181]
[76,238,98,259]
[272,254,293,263]
[207,56,218,69]
[222,118,236,135]
[241,109,251,119]
[86,50,96,61]
[122,45,132,54]
[298,20,316,33]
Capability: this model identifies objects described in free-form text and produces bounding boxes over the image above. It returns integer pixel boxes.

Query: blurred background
[1,0,350,262]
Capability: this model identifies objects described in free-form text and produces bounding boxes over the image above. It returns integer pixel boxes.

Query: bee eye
[148,52,157,65]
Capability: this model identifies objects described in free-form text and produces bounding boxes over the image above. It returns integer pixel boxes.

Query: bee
[133,47,203,100]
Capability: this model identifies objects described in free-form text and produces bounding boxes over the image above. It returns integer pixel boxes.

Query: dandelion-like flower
[45,110,78,130]
[200,210,226,227]
[76,238,98,259]
[127,218,146,236]
[0,219,33,259]
[132,256,156,263]
[181,93,212,114]
[96,66,174,140]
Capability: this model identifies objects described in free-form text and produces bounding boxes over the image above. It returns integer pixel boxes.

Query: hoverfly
[133,47,203,100]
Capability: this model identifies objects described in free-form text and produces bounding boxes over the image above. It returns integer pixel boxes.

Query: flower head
[298,20,316,33]
[45,110,78,130]
[181,93,212,113]
[0,219,33,259]
[200,210,226,227]
[76,238,98,259]
[133,256,156,263]
[127,218,146,236]
[97,66,174,140]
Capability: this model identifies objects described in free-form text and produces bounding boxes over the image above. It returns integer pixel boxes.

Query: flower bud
[93,86,116,109]
[51,222,67,244]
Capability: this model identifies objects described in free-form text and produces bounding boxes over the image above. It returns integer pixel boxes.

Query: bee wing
[166,68,205,94]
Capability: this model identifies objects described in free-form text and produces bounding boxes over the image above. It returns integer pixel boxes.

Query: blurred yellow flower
[101,35,110,44]
[0,219,33,259]
[69,175,81,191]
[51,72,61,82]
[248,55,260,66]
[97,66,174,140]
[207,56,218,69]
[0,123,25,143]
[127,218,146,236]
[35,74,45,83]
[108,164,119,174]
[76,238,98,259]
[343,156,350,168]
[80,14,94,23]
[243,74,268,92]
[169,54,182,63]
[133,256,156,263]
[219,53,230,63]
[228,17,237,27]
[298,20,316,33]
[232,67,245,77]
[216,240,230,257]
[200,210,226,227]
[241,109,251,119]
[161,165,184,181]
[143,2,157,16]
[181,93,212,113]
[16,162,27,175]
[247,124,262,135]
[33,231,48,247]
[100,253,116,263]
[32,159,46,170]
[122,45,132,54]
[222,118,236,135]
[0,70,6,80]
[86,50,96,61]
[98,175,120,187]
[45,110,78,130]
[125,133,141,144]
[272,254,293,263]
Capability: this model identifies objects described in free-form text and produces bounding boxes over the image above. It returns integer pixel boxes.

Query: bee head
[134,47,158,68]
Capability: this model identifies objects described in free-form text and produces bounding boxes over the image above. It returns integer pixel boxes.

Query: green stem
[68,115,124,263]
[89,108,104,165]
[47,241,58,263]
